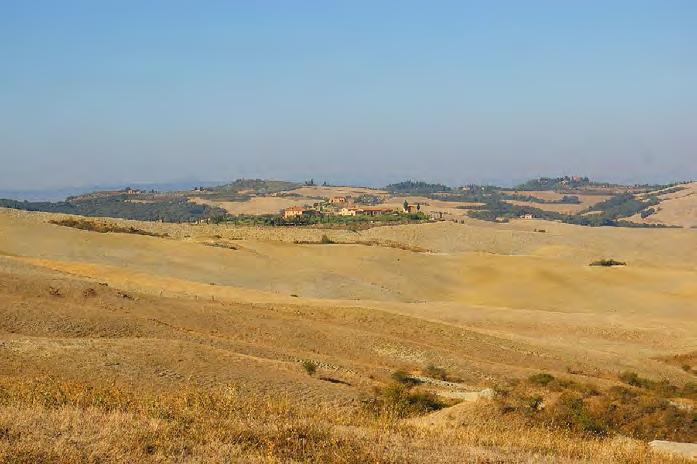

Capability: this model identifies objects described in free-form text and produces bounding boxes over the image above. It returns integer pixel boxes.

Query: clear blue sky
[1,1,695,190]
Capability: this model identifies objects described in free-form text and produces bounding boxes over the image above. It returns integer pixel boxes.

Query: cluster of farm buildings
[281,196,420,219]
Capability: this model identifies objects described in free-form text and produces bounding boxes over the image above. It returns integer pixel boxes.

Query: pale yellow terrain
[503,191,611,214]
[504,199,588,214]
[289,185,390,198]
[191,195,313,215]
[626,182,697,228]
[510,190,611,204]
[1,207,696,462]
[1,207,696,383]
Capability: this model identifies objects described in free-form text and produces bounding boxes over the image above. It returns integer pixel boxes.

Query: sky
[1,1,695,191]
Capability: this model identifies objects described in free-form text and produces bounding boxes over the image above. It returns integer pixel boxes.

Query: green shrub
[550,393,607,436]
[422,364,449,381]
[391,370,421,387]
[590,259,626,267]
[498,373,697,442]
[528,373,555,386]
[618,371,653,388]
[301,360,317,376]
[378,382,444,417]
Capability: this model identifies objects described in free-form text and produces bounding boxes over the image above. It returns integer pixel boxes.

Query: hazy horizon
[2,1,695,191]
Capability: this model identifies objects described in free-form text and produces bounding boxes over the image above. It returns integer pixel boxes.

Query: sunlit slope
[627,182,697,228]
[1,255,591,394]
[2,208,697,308]
[2,207,697,385]
[2,209,697,316]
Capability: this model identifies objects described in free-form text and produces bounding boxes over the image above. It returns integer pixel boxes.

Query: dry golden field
[501,191,612,214]
[0,207,696,462]
[625,182,697,228]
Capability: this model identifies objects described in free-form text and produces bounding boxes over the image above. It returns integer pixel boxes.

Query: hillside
[3,177,691,229]
[0,207,696,461]
[624,182,697,228]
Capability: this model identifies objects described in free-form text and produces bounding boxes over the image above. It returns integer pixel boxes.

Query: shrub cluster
[1,195,225,222]
[49,219,168,237]
[589,259,626,267]
[496,372,697,442]
[422,364,462,383]
[367,382,443,419]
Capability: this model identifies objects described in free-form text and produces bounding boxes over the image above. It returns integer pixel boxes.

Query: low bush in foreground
[496,372,697,443]
[366,381,444,418]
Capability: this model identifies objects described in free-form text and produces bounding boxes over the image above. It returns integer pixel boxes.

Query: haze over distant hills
[0,180,227,202]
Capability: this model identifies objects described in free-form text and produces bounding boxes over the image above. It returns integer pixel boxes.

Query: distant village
[280,195,426,220]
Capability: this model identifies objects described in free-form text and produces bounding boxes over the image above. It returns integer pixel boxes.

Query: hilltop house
[360,207,396,216]
[282,206,306,219]
[337,207,358,216]
[329,196,347,204]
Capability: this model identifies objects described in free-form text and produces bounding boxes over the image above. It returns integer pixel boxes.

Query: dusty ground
[1,207,696,461]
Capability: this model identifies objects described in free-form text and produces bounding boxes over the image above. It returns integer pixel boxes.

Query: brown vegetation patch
[49,218,168,238]
[496,372,697,443]
[293,237,431,253]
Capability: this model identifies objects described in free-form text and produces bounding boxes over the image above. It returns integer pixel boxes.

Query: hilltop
[2,177,695,230]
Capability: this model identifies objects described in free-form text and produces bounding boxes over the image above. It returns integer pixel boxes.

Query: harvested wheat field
[0,207,696,463]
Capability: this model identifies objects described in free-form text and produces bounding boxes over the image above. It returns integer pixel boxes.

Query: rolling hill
[0,206,695,461]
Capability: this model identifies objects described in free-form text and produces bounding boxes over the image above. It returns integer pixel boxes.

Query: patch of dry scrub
[49,218,168,237]
[495,372,697,443]
[0,376,688,463]
[293,237,431,253]
[0,376,396,463]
